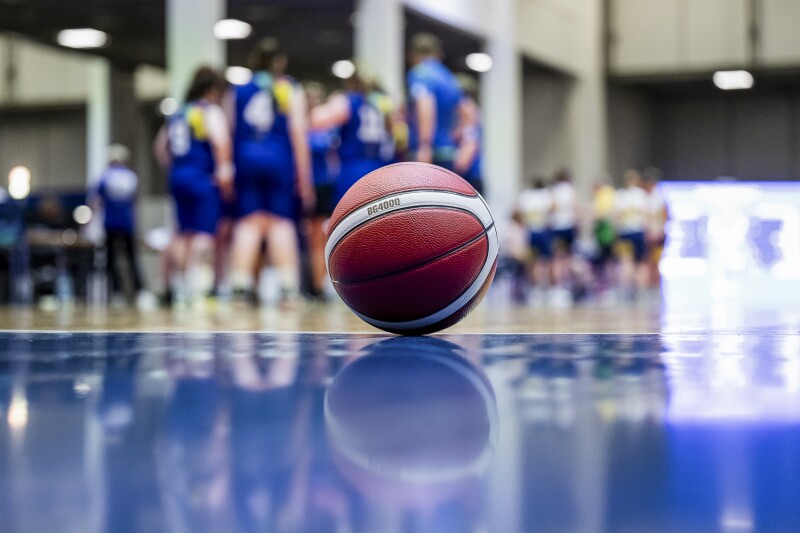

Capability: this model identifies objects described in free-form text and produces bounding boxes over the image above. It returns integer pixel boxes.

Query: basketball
[325,162,498,335]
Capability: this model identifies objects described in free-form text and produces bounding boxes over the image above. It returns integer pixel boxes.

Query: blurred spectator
[614,169,648,299]
[643,167,668,290]
[454,73,483,194]
[91,144,150,307]
[591,180,616,291]
[518,177,553,304]
[549,170,580,307]
[406,32,462,168]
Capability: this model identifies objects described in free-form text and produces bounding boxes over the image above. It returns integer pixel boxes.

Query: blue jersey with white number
[406,59,463,156]
[168,101,215,178]
[233,71,294,152]
[337,91,385,164]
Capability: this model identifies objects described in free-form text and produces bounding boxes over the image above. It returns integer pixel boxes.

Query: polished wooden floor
[0,298,669,333]
[0,297,696,334]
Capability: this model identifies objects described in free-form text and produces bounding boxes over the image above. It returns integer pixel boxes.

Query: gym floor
[1,301,799,532]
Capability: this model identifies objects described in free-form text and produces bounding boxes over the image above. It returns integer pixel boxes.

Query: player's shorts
[170,170,220,235]
[618,231,647,262]
[235,141,296,220]
[314,183,336,217]
[529,230,552,259]
[551,227,576,253]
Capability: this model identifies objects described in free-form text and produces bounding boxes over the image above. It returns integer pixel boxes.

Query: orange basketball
[325,163,497,334]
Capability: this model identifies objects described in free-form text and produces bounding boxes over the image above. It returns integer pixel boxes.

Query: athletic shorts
[235,141,296,220]
[529,230,552,259]
[618,231,647,262]
[170,171,220,235]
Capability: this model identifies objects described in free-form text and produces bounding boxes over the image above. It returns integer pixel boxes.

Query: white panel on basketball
[325,190,493,267]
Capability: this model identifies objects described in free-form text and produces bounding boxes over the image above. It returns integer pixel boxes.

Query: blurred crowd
[10,32,667,310]
[502,167,668,307]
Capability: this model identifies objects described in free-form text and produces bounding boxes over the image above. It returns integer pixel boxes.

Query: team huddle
[154,34,482,307]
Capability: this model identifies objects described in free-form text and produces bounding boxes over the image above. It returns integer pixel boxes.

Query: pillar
[481,0,523,225]
[86,57,110,184]
[166,0,225,101]
[354,0,405,103]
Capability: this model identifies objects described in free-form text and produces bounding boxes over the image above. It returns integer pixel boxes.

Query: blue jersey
[233,71,295,153]
[309,129,334,186]
[96,164,137,232]
[168,101,215,179]
[406,59,463,158]
[337,91,386,164]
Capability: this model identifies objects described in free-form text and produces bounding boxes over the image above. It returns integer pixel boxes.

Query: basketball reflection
[325,337,498,512]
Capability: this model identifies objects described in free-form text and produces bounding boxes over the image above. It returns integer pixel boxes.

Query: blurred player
[549,170,580,307]
[91,144,151,308]
[406,33,463,169]
[643,167,668,291]
[591,179,616,293]
[310,66,392,204]
[518,177,553,304]
[153,67,232,306]
[305,82,338,301]
[226,40,315,306]
[614,169,649,299]
[454,73,483,194]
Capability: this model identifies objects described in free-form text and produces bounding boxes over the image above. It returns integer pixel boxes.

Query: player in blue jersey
[91,144,151,307]
[153,67,233,306]
[226,40,314,306]
[406,33,463,169]
[310,67,393,205]
[305,82,338,300]
[454,73,484,195]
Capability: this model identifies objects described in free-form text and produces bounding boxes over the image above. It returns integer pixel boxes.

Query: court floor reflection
[0,332,799,532]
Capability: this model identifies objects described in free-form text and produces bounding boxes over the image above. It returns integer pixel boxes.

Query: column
[354,0,404,103]
[109,64,139,159]
[481,0,522,225]
[86,57,110,184]
[166,0,225,100]
[567,0,607,197]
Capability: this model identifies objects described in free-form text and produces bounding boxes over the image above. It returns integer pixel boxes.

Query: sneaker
[231,287,258,307]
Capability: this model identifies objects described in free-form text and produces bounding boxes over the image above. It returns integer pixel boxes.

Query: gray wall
[0,106,87,190]
[608,88,800,182]
[521,64,573,183]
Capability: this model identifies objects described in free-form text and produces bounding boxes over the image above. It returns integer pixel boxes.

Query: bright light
[8,166,31,200]
[73,205,93,225]
[332,60,356,79]
[225,66,253,85]
[158,97,179,116]
[214,19,252,40]
[713,70,754,90]
[7,396,28,430]
[466,53,493,73]
[57,28,108,49]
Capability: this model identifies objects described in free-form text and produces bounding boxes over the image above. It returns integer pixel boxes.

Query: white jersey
[615,186,648,234]
[518,188,552,232]
[549,181,577,230]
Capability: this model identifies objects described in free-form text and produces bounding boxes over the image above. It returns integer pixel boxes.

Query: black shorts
[314,183,336,218]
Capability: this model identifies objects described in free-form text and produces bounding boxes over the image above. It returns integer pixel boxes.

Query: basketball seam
[328,204,485,261]
[331,222,494,286]
[350,224,499,330]
[329,186,479,233]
